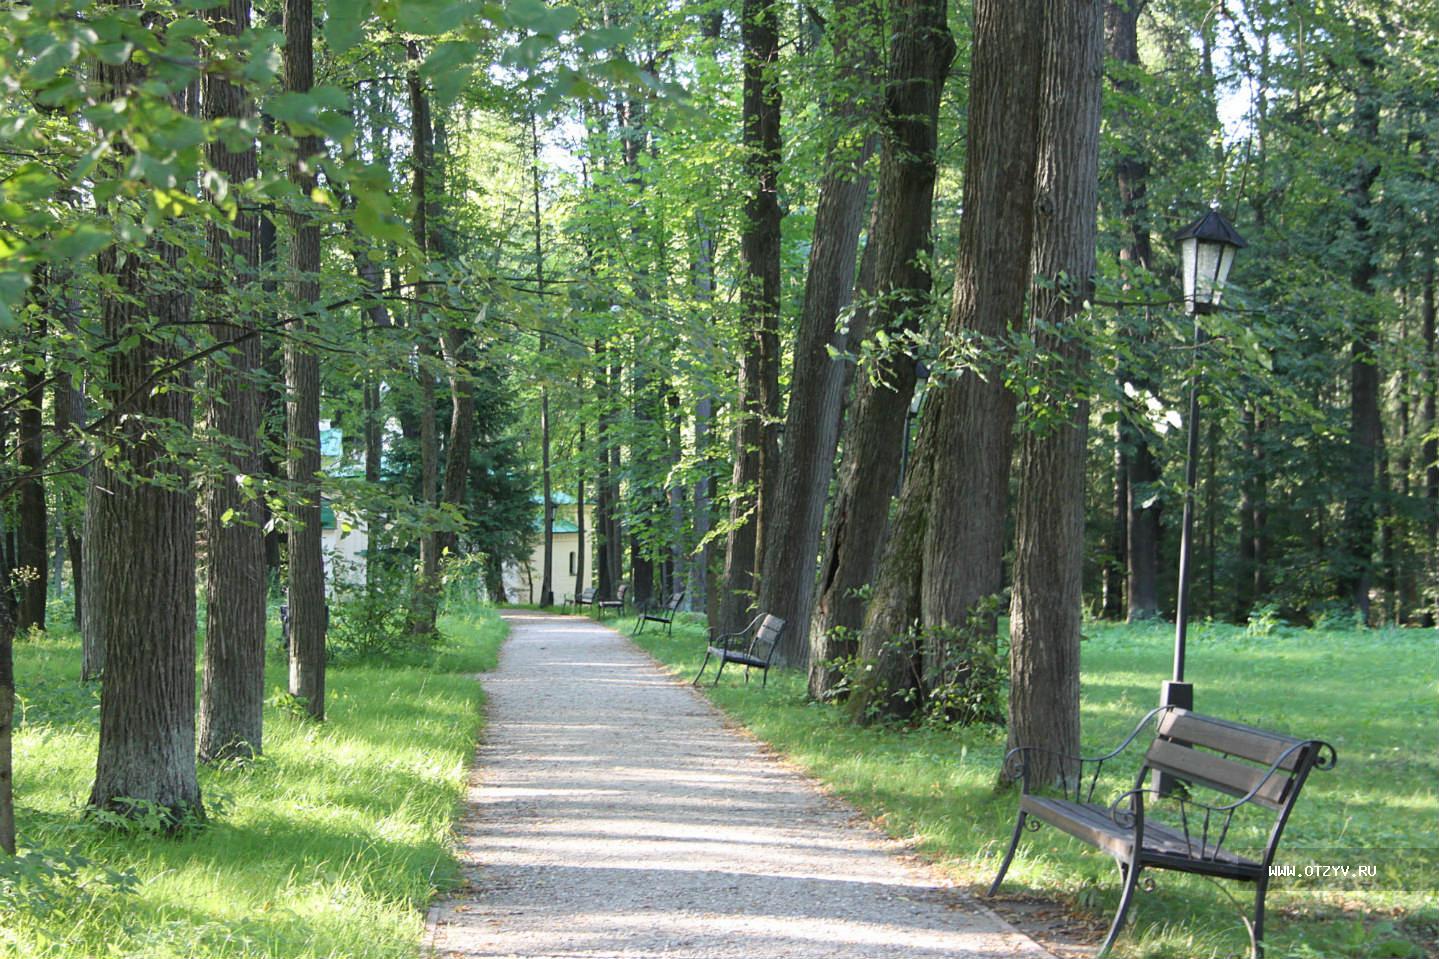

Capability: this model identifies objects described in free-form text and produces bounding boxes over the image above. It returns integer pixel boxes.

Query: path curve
[426,611,1054,959]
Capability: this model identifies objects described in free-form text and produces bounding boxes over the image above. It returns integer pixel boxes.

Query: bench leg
[987,810,1028,896]
[632,616,644,636]
[1098,860,1142,957]
[1250,876,1268,959]
[712,657,728,685]
[692,649,713,686]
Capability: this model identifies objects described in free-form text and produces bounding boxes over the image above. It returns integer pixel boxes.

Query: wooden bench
[988,706,1335,958]
[595,584,627,618]
[633,590,685,637]
[564,587,597,613]
[691,613,784,688]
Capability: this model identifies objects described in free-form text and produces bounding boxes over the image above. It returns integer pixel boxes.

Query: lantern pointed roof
[1175,209,1247,248]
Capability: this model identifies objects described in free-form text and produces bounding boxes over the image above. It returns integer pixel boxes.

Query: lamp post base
[1160,680,1193,711]
[1154,681,1195,795]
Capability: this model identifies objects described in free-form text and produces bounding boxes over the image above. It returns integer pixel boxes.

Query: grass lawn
[618,612,1438,959]
[2,606,504,959]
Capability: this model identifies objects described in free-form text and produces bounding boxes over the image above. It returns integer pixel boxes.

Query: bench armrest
[1004,706,1177,801]
[707,613,764,652]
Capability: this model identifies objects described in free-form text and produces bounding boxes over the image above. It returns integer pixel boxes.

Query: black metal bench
[633,590,685,637]
[564,587,597,613]
[691,613,784,687]
[988,705,1335,958]
[595,584,627,618]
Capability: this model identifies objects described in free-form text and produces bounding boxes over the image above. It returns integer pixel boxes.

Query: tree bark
[1006,0,1104,786]
[1339,49,1382,624]
[840,0,1040,717]
[199,0,266,763]
[1103,436,1127,618]
[285,0,326,718]
[53,302,86,629]
[0,586,14,853]
[832,0,958,717]
[719,0,783,635]
[88,63,202,819]
[1105,0,1161,623]
[807,0,957,701]
[758,0,883,666]
[1423,251,1437,627]
[16,305,46,633]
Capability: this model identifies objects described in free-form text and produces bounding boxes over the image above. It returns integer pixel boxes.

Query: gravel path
[425,611,1055,959]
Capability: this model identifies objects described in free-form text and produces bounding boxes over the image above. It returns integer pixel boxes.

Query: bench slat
[1020,797,1262,878]
[1158,710,1305,769]
[1144,739,1292,809]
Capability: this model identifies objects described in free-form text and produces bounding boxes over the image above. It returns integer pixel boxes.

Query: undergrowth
[2,604,505,959]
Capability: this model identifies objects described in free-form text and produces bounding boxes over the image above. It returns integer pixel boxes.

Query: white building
[502,492,593,604]
[318,422,368,590]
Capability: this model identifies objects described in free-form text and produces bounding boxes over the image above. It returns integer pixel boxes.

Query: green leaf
[325,0,373,53]
[28,36,80,83]
[394,0,480,35]
[421,42,478,100]
[50,224,112,261]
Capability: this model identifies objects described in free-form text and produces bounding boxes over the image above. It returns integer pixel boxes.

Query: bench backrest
[614,584,627,602]
[1144,709,1324,812]
[664,591,685,613]
[580,587,596,602]
[748,614,785,665]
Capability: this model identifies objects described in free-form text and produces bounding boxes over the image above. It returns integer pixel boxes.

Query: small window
[569,551,576,575]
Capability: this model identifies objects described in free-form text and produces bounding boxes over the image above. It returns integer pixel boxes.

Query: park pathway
[425,611,1054,959]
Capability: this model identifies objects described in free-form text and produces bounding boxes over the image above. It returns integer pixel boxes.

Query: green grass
[3,606,505,959]
[618,612,1438,959]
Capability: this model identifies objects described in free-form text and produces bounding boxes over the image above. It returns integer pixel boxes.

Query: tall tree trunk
[576,399,587,602]
[1339,50,1382,624]
[0,585,14,853]
[80,483,103,680]
[199,0,266,763]
[89,52,201,816]
[284,0,326,718]
[1103,437,1127,618]
[1006,0,1104,785]
[1423,251,1437,628]
[691,213,719,615]
[758,0,882,664]
[1127,438,1161,619]
[16,298,46,633]
[828,0,958,715]
[843,0,1038,719]
[53,300,85,629]
[720,0,783,635]
[807,2,958,700]
[594,341,616,600]
[1105,0,1161,623]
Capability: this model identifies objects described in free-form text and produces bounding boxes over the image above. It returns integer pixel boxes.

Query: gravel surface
[425,611,1056,959]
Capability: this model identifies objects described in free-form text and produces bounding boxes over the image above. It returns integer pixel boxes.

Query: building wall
[321,509,367,590]
[502,530,593,604]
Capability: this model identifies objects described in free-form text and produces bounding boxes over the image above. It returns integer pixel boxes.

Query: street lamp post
[1163,208,1246,716]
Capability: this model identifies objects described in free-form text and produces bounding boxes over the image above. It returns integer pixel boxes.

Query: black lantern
[1175,207,1246,315]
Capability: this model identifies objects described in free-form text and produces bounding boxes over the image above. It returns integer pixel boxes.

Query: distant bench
[988,706,1335,959]
[564,587,596,613]
[691,613,784,688]
[633,591,685,637]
